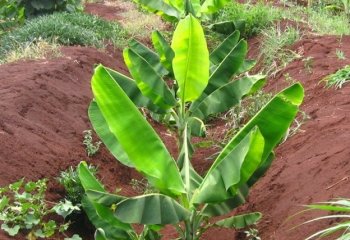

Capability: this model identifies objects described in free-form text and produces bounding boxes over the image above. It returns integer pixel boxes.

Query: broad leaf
[92,65,185,196]
[216,83,304,166]
[82,197,131,240]
[215,212,262,229]
[205,40,247,94]
[172,14,209,103]
[89,101,133,167]
[134,0,180,20]
[190,75,266,119]
[202,185,249,217]
[78,162,104,192]
[86,190,125,206]
[152,31,174,73]
[193,127,264,204]
[200,0,231,14]
[129,39,168,77]
[115,194,190,224]
[105,68,166,114]
[124,48,176,110]
[210,31,240,65]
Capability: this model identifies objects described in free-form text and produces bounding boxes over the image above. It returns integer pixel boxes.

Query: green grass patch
[0,11,127,61]
[260,25,302,75]
[324,65,350,88]
[216,1,281,38]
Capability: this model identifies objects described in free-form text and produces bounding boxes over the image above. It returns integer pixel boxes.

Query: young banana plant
[81,15,304,240]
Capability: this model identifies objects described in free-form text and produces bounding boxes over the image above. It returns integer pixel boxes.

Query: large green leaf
[193,127,264,204]
[171,14,209,103]
[82,197,131,240]
[190,75,266,119]
[78,161,105,192]
[202,185,249,217]
[105,67,165,114]
[214,212,262,229]
[89,101,133,167]
[124,48,176,110]
[86,190,125,206]
[129,39,168,77]
[216,83,304,166]
[115,194,190,224]
[200,0,231,14]
[152,31,174,73]
[134,0,180,20]
[210,31,240,65]
[205,40,247,94]
[91,65,185,196]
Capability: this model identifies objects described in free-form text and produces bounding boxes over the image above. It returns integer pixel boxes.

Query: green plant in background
[0,179,79,239]
[297,198,350,239]
[79,14,304,240]
[0,0,25,33]
[0,12,127,62]
[324,65,350,88]
[260,25,302,75]
[83,130,102,157]
[58,164,98,204]
[215,1,281,38]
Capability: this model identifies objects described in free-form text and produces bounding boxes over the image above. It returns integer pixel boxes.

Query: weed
[336,48,346,59]
[260,25,302,75]
[324,65,350,88]
[2,38,61,64]
[83,130,101,157]
[0,179,78,238]
[216,2,281,38]
[283,111,310,142]
[307,9,350,35]
[0,12,127,61]
[244,228,261,240]
[284,73,298,85]
[130,178,157,195]
[58,164,98,204]
[302,56,314,74]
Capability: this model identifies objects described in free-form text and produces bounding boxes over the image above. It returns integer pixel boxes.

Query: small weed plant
[324,65,350,88]
[0,178,79,239]
[83,130,101,157]
[336,49,346,60]
[245,228,261,240]
[58,164,98,204]
[260,25,302,75]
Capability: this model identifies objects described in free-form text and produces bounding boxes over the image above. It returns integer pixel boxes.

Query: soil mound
[246,35,350,239]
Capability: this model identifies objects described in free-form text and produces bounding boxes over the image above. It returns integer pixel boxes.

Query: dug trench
[1,11,350,240]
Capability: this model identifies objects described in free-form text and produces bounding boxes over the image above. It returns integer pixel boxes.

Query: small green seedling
[83,130,101,157]
[336,48,346,60]
[324,65,350,89]
[302,56,314,74]
[244,228,261,240]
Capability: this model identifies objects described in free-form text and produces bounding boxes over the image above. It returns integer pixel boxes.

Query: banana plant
[81,14,304,240]
[89,17,265,148]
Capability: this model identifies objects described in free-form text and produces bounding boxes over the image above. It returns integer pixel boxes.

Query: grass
[216,1,281,38]
[2,39,61,64]
[0,11,127,62]
[259,24,302,75]
[324,65,350,88]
